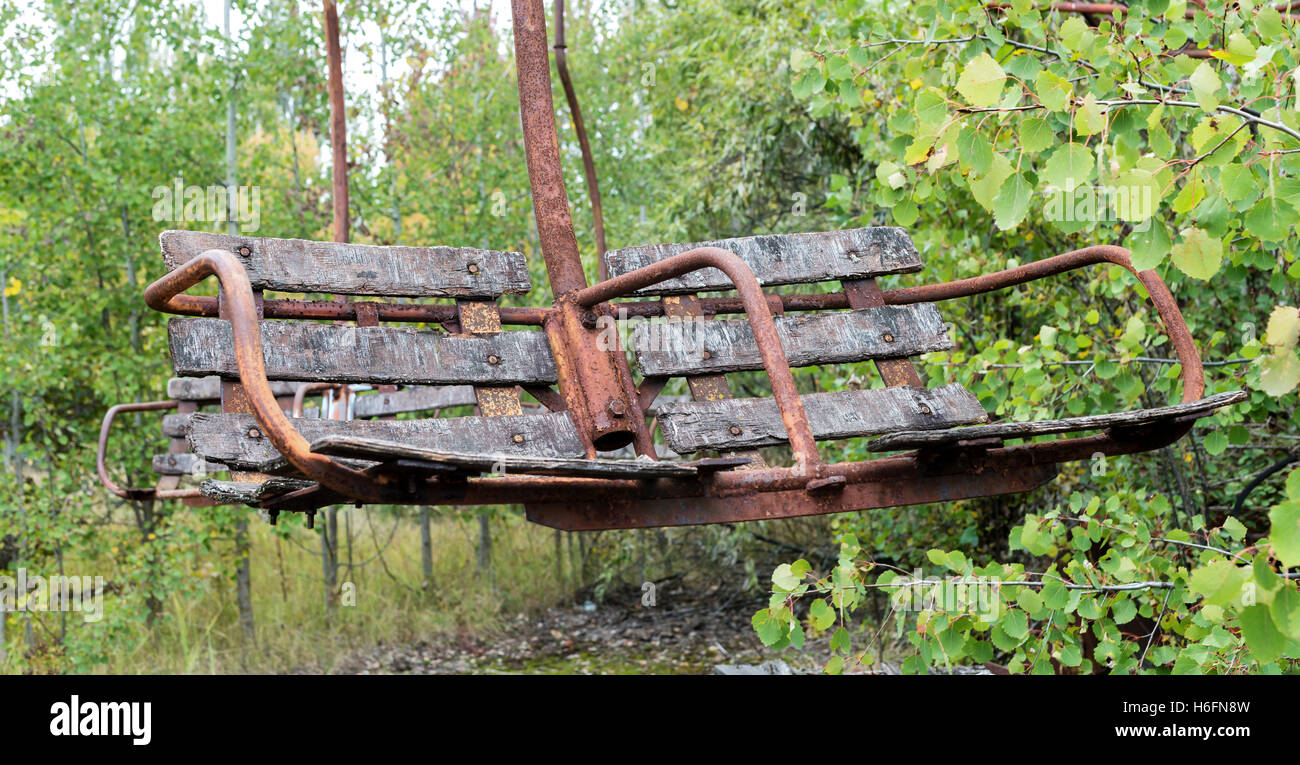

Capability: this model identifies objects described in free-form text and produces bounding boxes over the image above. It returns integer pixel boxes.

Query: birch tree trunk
[419,507,433,591]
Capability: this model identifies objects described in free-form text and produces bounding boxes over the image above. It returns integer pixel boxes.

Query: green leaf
[752,608,787,646]
[993,172,1033,230]
[1127,222,1171,271]
[1270,583,1300,637]
[956,53,1006,108]
[1111,597,1137,624]
[1247,197,1294,243]
[1034,71,1072,113]
[1189,559,1249,607]
[1214,32,1257,67]
[1204,430,1229,456]
[1075,94,1105,136]
[792,67,826,100]
[1189,62,1222,113]
[1042,142,1093,193]
[772,563,801,591]
[1269,500,1300,568]
[1111,169,1158,222]
[1019,119,1054,158]
[830,625,851,654]
[968,154,1014,212]
[1240,604,1286,662]
[957,128,994,176]
[808,598,836,631]
[1170,227,1223,280]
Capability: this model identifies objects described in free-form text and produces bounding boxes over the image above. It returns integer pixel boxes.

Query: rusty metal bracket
[96,399,203,501]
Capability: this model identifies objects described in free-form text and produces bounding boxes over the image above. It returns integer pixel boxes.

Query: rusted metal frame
[662,294,768,469]
[144,250,404,505]
[569,246,824,474]
[97,400,203,501]
[292,382,341,418]
[552,0,607,277]
[882,245,1204,403]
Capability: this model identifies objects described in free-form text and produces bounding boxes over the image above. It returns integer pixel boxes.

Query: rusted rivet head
[467,262,480,274]
[247,427,262,439]
[919,404,932,415]
[166,455,177,465]
[487,354,501,365]
[882,332,895,343]
[512,433,526,444]
[607,399,627,418]
[728,425,743,436]
[237,246,251,256]
[701,350,712,360]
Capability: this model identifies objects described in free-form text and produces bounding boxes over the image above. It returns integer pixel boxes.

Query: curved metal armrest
[144,250,395,504]
[882,245,1205,404]
[97,400,201,501]
[570,246,823,473]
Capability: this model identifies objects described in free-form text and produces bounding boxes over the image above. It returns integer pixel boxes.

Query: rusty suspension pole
[325,0,349,243]
[512,0,588,296]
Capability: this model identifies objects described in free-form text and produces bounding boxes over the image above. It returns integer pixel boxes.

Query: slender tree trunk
[321,508,339,613]
[476,513,492,575]
[419,507,433,591]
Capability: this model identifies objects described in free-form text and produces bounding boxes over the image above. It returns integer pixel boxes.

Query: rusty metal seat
[127,0,1241,530]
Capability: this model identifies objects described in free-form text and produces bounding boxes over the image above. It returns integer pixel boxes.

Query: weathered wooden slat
[168,376,299,401]
[866,390,1248,452]
[161,414,191,438]
[604,228,921,295]
[168,318,557,385]
[200,477,317,505]
[350,386,478,418]
[159,230,530,297]
[655,383,988,453]
[188,411,586,472]
[151,453,227,476]
[310,436,701,478]
[631,304,951,376]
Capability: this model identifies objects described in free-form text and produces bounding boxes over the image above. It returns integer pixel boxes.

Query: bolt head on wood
[247,427,262,439]
[467,262,480,274]
[883,332,895,343]
[487,354,501,365]
[728,425,743,436]
[237,246,251,256]
[701,350,712,360]
[512,433,526,444]
[919,404,932,415]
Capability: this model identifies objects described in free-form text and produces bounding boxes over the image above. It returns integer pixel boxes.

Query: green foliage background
[0,0,1296,673]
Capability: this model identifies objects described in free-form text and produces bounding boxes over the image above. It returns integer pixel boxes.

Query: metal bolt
[728,425,743,436]
[607,399,627,418]
[166,455,177,466]
[701,350,712,360]
[247,427,262,439]
[512,433,526,444]
[919,404,932,415]
[467,262,480,274]
[487,354,501,365]
[882,332,895,343]
[237,246,251,256]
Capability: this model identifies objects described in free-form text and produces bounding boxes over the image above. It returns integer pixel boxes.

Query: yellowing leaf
[955,53,1006,108]
[1264,306,1300,349]
[3,277,19,297]
[1170,227,1223,280]
[1189,61,1222,113]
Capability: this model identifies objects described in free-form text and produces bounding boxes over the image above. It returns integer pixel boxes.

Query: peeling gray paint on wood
[605,228,921,295]
[631,304,952,376]
[160,230,531,297]
[188,411,586,472]
[311,436,700,478]
[866,390,1248,452]
[655,383,988,453]
[169,317,557,385]
[168,376,298,401]
[151,452,227,476]
[350,386,479,417]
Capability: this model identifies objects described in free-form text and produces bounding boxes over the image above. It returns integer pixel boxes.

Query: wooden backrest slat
[631,304,951,377]
[604,227,921,296]
[168,317,556,386]
[160,231,530,298]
